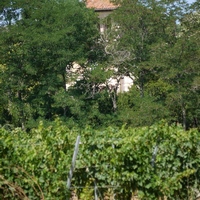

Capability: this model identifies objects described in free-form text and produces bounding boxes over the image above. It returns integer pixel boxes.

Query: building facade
[86,0,134,92]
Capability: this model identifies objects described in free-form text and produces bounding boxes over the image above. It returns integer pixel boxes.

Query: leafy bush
[0,120,199,199]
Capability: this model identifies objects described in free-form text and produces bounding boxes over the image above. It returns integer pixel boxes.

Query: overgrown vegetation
[0,0,199,130]
[0,0,200,199]
[0,121,200,199]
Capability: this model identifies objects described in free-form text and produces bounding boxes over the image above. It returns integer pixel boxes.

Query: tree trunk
[182,107,186,130]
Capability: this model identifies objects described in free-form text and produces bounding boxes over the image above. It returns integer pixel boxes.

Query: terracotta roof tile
[86,0,117,11]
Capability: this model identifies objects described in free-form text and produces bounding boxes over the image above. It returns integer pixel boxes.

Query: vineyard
[0,120,200,199]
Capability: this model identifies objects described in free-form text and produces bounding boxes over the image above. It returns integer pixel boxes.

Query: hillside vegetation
[1,121,200,199]
[0,0,199,130]
[0,0,200,199]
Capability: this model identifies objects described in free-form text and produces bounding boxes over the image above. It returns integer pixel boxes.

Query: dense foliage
[0,0,199,129]
[109,0,200,130]
[0,121,200,199]
[0,0,200,129]
[0,0,200,199]
[0,0,100,128]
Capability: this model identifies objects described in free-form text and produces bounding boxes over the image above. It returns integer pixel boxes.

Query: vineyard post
[94,184,98,200]
[66,135,81,198]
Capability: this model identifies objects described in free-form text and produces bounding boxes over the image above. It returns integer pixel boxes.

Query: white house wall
[66,1,134,93]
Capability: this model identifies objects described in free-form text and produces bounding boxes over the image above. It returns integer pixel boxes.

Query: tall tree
[108,0,200,129]
[0,0,99,128]
[158,8,200,129]
[111,0,188,95]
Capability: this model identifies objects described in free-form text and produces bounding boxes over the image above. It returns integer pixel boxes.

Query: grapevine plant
[0,120,200,199]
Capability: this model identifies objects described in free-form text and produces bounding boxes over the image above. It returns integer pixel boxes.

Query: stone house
[67,0,133,93]
[86,0,134,93]
[86,0,117,32]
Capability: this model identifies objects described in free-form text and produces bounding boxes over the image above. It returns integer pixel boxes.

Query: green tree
[110,0,179,96]
[108,0,199,129]
[156,7,200,129]
[116,87,170,127]
[0,0,99,128]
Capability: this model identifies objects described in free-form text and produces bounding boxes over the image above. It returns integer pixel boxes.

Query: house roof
[86,0,117,11]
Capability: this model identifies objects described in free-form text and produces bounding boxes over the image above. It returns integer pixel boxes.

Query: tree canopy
[0,0,200,199]
[0,0,99,128]
[0,0,199,129]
